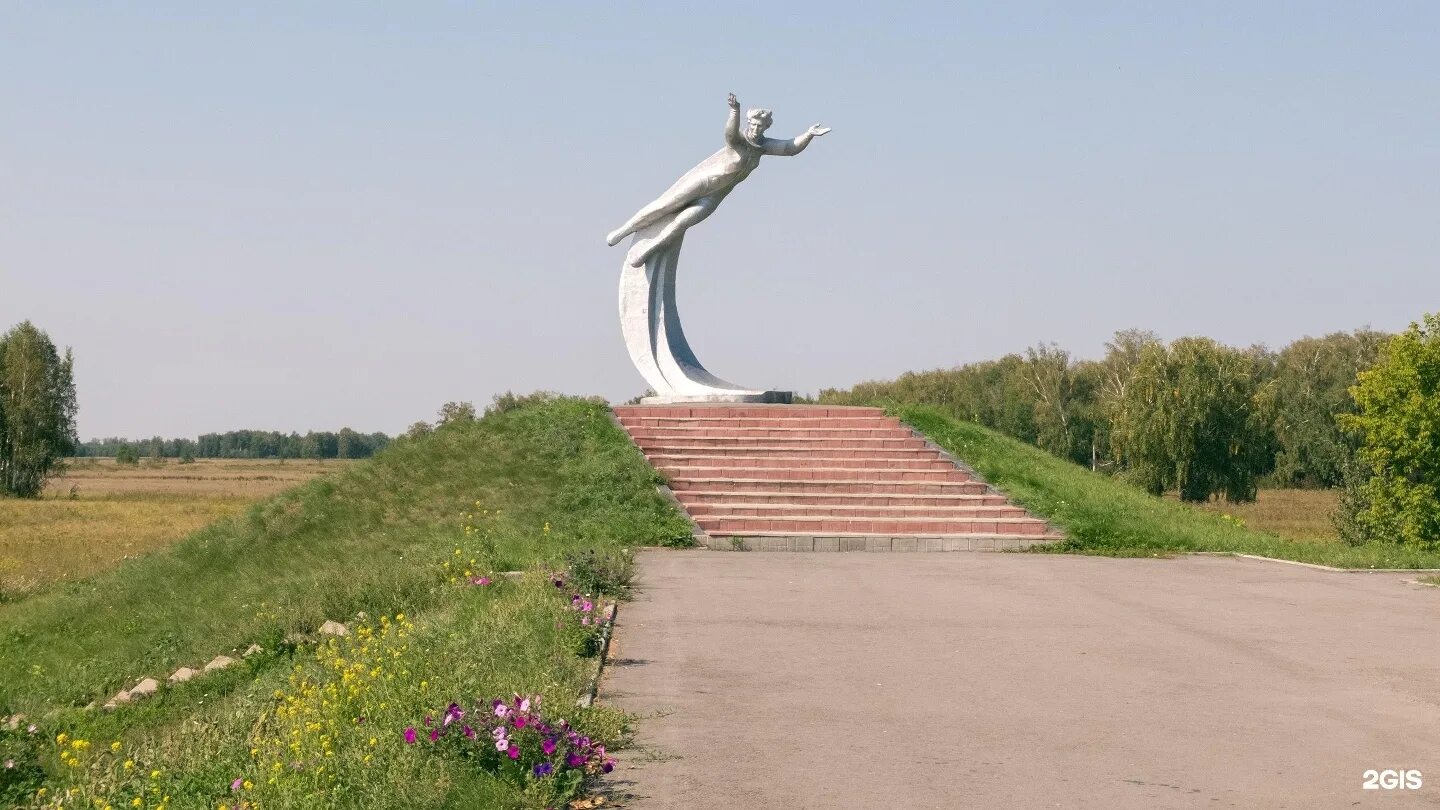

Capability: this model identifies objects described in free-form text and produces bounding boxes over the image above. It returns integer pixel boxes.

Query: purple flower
[519,697,532,712]
[231,778,243,792]
[495,738,509,752]
[582,600,594,613]
[582,616,591,626]
[444,703,464,726]
[552,576,565,588]
[403,727,417,744]
[566,753,585,768]
[472,576,491,586]
[462,725,475,739]
[533,761,553,777]
[513,715,528,730]
[541,737,557,756]
[507,745,521,760]
[423,715,433,728]
[429,729,440,742]
[602,760,615,774]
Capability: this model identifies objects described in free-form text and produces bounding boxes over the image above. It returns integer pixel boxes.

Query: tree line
[821,315,1440,549]
[76,428,392,461]
[820,327,1389,498]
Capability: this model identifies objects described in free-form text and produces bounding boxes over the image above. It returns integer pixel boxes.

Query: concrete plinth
[640,390,793,405]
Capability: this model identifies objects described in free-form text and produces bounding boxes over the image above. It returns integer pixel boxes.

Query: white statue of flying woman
[606,93,830,266]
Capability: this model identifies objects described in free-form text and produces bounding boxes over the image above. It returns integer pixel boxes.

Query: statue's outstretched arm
[724,93,742,146]
[762,124,831,156]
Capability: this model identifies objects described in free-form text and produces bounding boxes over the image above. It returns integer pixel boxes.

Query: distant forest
[820,327,1391,497]
[75,429,391,460]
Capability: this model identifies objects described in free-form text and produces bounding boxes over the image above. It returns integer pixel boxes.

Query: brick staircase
[613,404,1064,551]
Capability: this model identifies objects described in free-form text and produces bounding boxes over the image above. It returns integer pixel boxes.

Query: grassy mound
[900,405,1440,569]
[0,397,692,808]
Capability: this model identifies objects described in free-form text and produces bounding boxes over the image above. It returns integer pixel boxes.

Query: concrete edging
[698,534,1056,552]
[1186,551,1440,575]
[576,602,618,708]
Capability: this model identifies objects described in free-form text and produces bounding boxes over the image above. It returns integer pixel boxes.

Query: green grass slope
[0,397,692,809]
[900,405,1440,569]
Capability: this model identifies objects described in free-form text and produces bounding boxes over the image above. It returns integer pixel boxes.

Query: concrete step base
[698,533,1066,552]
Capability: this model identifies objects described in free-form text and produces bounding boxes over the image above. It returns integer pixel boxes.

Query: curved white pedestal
[617,220,791,405]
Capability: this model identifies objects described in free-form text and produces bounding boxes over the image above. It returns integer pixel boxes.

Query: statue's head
[745,108,773,142]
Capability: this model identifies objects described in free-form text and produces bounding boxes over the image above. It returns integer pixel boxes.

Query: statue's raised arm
[761,123,832,156]
[724,92,744,147]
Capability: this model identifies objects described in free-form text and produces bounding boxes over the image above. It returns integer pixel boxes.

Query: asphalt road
[599,550,1440,809]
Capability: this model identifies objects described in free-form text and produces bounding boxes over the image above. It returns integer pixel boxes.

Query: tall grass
[0,398,691,809]
[899,405,1440,569]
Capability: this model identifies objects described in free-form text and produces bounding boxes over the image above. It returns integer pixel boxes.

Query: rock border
[98,620,344,711]
[575,602,618,709]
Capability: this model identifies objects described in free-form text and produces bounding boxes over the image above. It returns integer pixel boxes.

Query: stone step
[651,454,952,470]
[663,466,967,482]
[686,502,1030,519]
[613,405,882,419]
[635,436,931,450]
[695,515,1054,535]
[698,534,1066,552]
[666,478,993,496]
[613,404,1064,550]
[620,416,899,430]
[676,490,1011,507]
[629,426,916,440]
[638,445,938,460]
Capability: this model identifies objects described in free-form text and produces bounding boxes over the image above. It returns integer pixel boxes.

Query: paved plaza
[601,551,1440,809]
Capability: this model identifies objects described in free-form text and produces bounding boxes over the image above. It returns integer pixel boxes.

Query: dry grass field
[1193,488,1341,543]
[0,458,349,599]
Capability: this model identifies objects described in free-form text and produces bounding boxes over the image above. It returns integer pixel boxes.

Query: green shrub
[1336,314,1440,549]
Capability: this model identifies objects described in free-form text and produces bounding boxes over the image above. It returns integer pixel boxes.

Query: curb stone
[576,603,618,709]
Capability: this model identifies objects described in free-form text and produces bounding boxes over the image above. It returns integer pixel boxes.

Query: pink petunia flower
[231,778,243,792]
[403,727,417,744]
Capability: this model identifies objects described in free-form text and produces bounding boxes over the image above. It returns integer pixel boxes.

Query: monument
[607,93,829,404]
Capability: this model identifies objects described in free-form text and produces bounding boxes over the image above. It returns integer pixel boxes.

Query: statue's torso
[664,144,763,200]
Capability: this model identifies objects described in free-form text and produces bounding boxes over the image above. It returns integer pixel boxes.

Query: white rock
[168,667,199,684]
[104,689,132,710]
[203,655,235,672]
[242,643,263,657]
[4,713,24,730]
[318,620,348,637]
[129,678,160,699]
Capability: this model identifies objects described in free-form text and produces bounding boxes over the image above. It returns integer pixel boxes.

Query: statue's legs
[607,178,729,246]
[628,197,720,267]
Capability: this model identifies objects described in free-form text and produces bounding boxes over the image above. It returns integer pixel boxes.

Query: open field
[0,459,349,599]
[1192,488,1341,542]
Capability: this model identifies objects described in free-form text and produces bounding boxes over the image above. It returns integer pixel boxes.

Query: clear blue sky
[3,2,1437,438]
